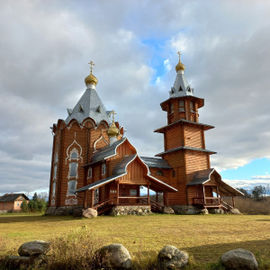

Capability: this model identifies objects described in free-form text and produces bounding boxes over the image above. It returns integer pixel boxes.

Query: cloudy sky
[0,0,270,195]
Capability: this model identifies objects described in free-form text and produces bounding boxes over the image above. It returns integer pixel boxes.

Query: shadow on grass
[132,238,270,269]
[0,215,79,224]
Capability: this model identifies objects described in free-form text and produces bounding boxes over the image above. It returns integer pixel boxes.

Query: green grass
[0,213,270,269]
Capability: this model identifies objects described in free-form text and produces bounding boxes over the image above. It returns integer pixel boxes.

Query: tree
[252,185,266,201]
[238,188,250,198]
[21,200,28,212]
[32,192,38,201]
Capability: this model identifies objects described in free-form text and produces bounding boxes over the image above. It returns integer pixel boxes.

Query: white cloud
[163,59,172,71]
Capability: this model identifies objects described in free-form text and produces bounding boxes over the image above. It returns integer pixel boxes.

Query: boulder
[162,207,175,214]
[229,208,241,215]
[98,243,132,269]
[200,208,209,215]
[209,208,224,214]
[18,240,50,257]
[82,208,98,218]
[221,248,258,270]
[158,245,189,270]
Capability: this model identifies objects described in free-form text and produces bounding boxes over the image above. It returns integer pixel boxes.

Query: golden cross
[177,51,181,60]
[88,61,95,74]
[110,110,117,122]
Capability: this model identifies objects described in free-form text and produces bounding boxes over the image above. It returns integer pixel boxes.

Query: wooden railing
[118,196,149,205]
[193,197,220,206]
[220,199,233,210]
[93,199,114,214]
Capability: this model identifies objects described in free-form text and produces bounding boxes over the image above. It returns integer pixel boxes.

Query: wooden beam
[116,181,119,205]
[202,185,206,205]
[156,192,158,203]
[83,191,88,209]
[90,190,94,208]
[232,196,235,208]
[147,184,150,205]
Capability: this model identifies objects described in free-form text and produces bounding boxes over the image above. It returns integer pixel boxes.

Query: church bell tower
[155,53,216,206]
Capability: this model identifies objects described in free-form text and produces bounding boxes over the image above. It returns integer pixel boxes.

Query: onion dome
[108,110,119,137]
[175,51,185,72]
[108,121,119,137]
[85,61,98,87]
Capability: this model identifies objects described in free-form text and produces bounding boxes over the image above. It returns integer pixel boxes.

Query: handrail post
[116,181,119,205]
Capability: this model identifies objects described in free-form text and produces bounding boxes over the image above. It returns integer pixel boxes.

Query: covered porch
[76,174,177,214]
[187,168,243,210]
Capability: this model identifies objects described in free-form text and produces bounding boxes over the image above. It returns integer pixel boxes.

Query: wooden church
[47,55,242,215]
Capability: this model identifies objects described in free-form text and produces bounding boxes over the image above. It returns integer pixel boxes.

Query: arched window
[70,150,78,160]
[69,162,78,178]
[68,180,77,195]
[53,164,58,180]
[170,103,174,113]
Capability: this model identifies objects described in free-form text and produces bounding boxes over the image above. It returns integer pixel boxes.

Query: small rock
[82,208,97,218]
[98,243,132,269]
[158,245,189,269]
[18,240,50,257]
[229,208,241,215]
[209,208,224,214]
[221,248,258,270]
[163,207,175,214]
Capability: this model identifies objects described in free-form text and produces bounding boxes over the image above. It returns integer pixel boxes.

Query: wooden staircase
[93,199,114,215]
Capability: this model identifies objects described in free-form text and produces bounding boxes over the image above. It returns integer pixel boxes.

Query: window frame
[101,163,106,176]
[179,100,185,112]
[67,180,77,196]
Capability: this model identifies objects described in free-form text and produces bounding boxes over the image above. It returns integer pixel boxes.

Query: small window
[190,101,196,113]
[69,162,78,178]
[101,163,106,176]
[156,170,164,176]
[70,151,78,160]
[179,86,183,92]
[172,170,176,177]
[54,152,58,163]
[68,180,77,195]
[53,164,58,179]
[179,100,185,112]
[52,181,56,197]
[130,189,137,196]
[88,167,92,178]
[170,103,174,114]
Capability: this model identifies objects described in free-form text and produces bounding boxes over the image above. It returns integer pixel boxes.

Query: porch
[187,168,243,211]
[82,183,165,214]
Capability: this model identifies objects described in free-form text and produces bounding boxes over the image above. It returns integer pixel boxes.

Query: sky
[0,0,270,195]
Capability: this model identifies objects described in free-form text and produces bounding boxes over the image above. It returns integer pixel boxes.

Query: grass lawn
[0,213,270,268]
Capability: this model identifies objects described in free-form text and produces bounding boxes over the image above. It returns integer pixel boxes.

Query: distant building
[0,193,29,213]
[47,55,243,215]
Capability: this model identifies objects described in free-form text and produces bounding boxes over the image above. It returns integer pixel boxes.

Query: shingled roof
[0,193,29,202]
[65,88,111,125]
[140,156,171,169]
[85,138,126,166]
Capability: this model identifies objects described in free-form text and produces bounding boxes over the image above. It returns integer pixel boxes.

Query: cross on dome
[88,60,95,74]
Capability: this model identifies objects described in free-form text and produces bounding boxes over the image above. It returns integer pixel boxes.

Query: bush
[20,193,47,213]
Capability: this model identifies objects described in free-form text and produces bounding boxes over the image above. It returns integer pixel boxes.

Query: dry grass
[233,196,270,215]
[0,213,270,269]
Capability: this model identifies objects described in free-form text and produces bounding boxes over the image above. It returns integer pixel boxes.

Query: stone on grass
[158,245,189,269]
[162,206,175,214]
[209,208,224,214]
[18,240,50,257]
[229,208,241,215]
[82,208,97,218]
[6,256,32,269]
[98,243,132,269]
[221,248,258,270]
[200,208,209,215]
